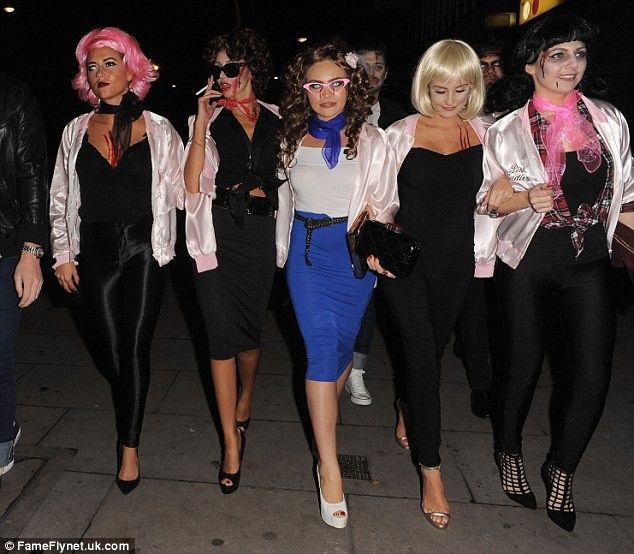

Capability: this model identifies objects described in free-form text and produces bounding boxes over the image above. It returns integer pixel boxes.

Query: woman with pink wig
[50,27,184,495]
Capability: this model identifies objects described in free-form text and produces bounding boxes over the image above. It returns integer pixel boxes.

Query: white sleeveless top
[289,146,357,217]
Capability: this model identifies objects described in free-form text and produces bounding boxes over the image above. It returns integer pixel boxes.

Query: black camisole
[76,134,152,224]
[396,145,483,258]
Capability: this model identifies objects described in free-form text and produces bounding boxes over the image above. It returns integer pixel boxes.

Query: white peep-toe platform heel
[316,463,348,528]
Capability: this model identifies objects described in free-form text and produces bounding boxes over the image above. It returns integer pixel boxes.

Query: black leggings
[78,220,166,448]
[383,256,474,467]
[496,255,615,473]
[455,277,493,390]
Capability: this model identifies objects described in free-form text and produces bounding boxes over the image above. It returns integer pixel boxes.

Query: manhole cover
[338,454,371,480]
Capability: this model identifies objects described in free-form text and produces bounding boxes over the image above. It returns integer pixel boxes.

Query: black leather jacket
[0,73,49,258]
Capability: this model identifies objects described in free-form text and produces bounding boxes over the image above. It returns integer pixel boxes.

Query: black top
[530,152,608,262]
[377,96,408,130]
[210,107,281,199]
[76,135,152,224]
[396,145,483,258]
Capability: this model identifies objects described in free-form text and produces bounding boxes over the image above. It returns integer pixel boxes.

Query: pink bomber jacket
[49,111,184,268]
[183,101,280,272]
[474,95,634,277]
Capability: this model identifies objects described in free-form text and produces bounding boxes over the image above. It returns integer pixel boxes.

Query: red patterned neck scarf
[217,95,258,121]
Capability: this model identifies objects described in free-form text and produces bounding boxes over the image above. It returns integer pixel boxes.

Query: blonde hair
[411,39,485,120]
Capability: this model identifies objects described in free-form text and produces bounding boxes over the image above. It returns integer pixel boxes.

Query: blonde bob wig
[411,39,485,120]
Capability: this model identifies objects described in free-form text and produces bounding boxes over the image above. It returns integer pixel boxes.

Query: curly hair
[203,28,272,98]
[486,14,607,114]
[72,27,157,107]
[278,43,371,170]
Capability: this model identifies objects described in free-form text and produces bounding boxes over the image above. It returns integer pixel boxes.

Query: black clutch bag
[346,211,422,279]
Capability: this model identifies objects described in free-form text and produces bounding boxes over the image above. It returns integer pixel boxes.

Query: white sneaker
[345,369,372,405]
[0,423,21,476]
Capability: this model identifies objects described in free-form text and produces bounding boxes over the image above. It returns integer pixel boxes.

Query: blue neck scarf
[307,111,347,169]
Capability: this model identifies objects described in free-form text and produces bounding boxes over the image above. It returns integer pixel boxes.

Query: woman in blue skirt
[276,43,399,528]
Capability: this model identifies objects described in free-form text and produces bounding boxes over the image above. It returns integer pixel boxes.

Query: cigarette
[195,85,207,95]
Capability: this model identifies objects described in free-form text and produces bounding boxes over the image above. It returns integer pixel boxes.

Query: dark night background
[1,0,633,161]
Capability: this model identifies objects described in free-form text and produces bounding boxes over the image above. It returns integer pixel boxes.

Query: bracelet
[191,139,206,148]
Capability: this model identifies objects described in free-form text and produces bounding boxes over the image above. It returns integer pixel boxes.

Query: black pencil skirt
[194,205,276,359]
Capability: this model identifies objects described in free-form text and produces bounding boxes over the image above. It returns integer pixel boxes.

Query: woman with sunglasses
[184,28,282,495]
[276,42,398,528]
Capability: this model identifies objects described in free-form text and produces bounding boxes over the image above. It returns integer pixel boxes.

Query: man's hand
[14,244,44,307]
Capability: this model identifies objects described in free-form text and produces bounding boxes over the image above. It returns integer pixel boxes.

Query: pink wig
[72,27,158,107]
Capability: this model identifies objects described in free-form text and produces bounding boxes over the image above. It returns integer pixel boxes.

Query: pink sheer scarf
[532,91,602,196]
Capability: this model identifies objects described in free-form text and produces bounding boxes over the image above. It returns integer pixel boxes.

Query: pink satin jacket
[50,111,184,268]
[275,122,399,267]
[183,101,280,272]
[474,96,634,277]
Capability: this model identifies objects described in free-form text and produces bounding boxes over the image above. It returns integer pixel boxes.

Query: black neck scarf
[96,91,144,166]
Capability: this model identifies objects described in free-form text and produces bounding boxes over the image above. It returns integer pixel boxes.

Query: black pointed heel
[541,460,576,532]
[116,441,140,495]
[218,429,246,494]
[494,450,537,509]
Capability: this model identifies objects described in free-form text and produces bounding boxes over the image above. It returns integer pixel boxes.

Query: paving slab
[572,438,634,517]
[349,495,633,554]
[450,432,551,507]
[18,308,77,336]
[16,364,176,412]
[156,371,212,417]
[258,340,301,376]
[15,333,93,366]
[14,405,67,445]
[15,363,36,380]
[86,479,353,554]
[18,471,113,538]
[150,338,199,371]
[0,459,44,519]
[616,515,634,541]
[0,445,77,538]
[39,409,216,482]
[532,383,634,443]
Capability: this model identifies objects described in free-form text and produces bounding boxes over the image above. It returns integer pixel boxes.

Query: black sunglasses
[210,61,247,80]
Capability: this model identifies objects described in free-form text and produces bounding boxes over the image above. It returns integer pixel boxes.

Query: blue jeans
[0,256,21,442]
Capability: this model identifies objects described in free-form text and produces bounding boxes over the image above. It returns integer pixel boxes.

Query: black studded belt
[294,213,348,266]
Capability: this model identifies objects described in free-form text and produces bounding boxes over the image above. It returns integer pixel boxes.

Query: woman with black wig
[476,14,634,531]
[184,28,282,495]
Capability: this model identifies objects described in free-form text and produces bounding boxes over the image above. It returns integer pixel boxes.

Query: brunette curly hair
[204,28,272,97]
[278,43,371,169]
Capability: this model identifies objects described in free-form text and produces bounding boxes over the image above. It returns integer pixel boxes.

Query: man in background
[344,42,407,406]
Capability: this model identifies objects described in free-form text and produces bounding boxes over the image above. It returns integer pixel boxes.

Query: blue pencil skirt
[286,211,375,382]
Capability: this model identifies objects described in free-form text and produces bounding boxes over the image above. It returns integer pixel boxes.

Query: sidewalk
[1,262,633,553]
